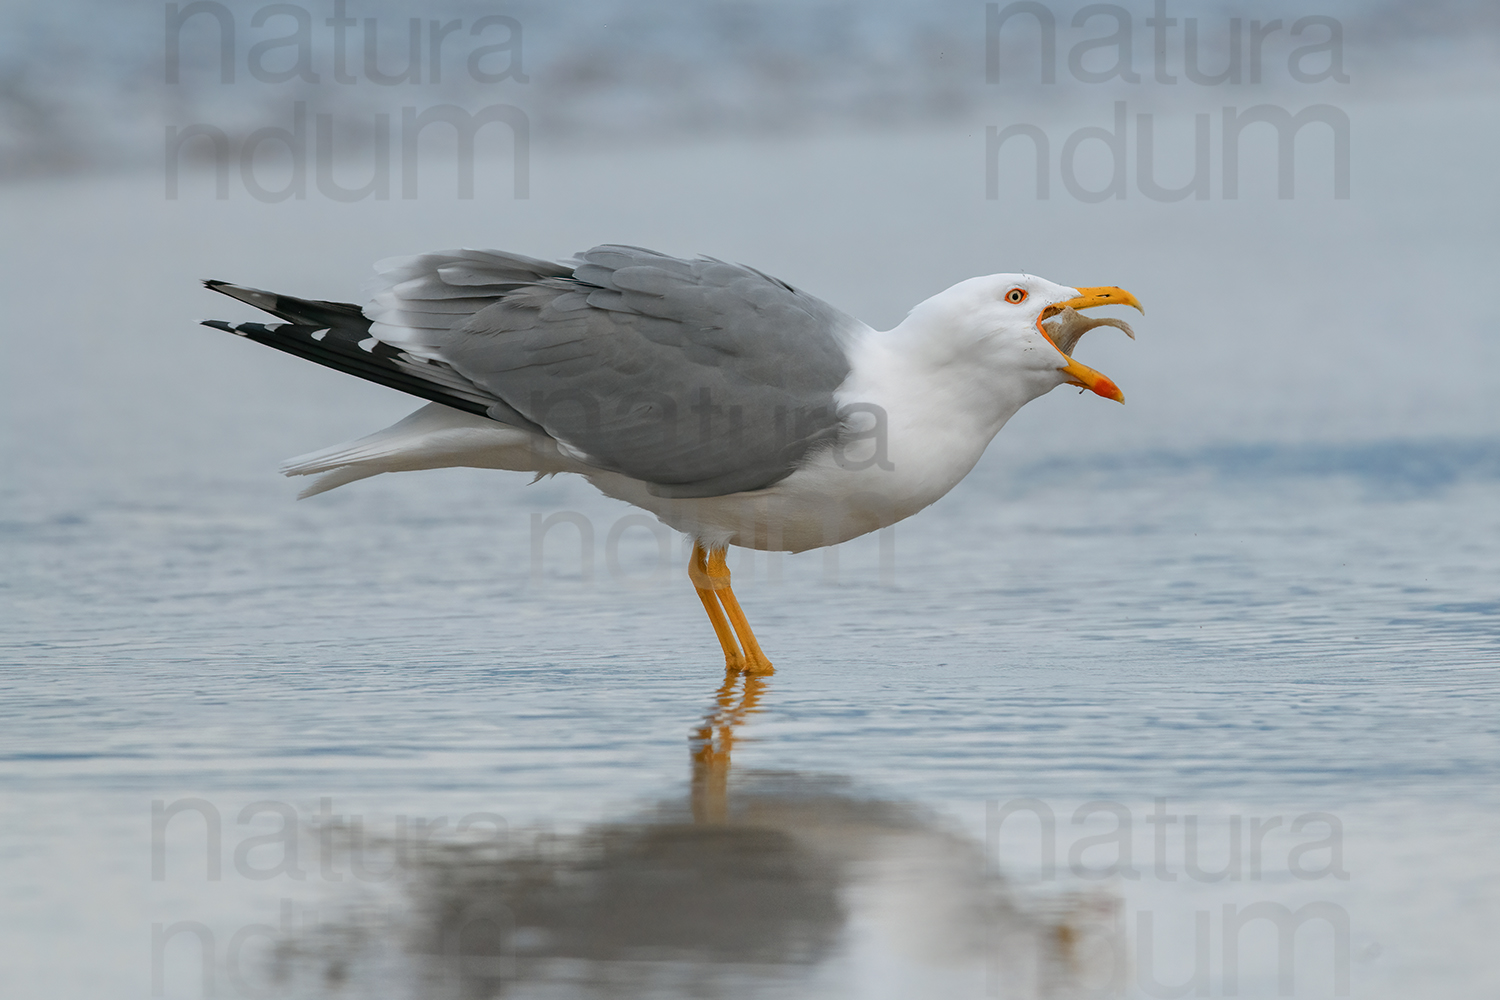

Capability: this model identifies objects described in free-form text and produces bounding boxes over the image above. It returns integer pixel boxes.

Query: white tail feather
[281,402,569,498]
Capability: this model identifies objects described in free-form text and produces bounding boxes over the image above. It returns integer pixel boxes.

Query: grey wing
[366,245,860,498]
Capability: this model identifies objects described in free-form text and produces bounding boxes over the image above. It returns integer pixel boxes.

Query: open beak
[1037,286,1143,403]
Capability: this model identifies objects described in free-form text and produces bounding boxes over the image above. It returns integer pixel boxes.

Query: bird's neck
[858,318,1039,439]
[833,323,1036,504]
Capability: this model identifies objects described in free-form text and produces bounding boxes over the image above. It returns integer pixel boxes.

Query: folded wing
[364,245,862,498]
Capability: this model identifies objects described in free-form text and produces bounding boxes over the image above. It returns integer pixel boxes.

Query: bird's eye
[1005,288,1027,304]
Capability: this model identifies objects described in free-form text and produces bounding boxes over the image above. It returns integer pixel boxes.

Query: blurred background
[3,1,1498,998]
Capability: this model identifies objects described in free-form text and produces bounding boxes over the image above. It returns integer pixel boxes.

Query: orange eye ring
[1005,288,1027,304]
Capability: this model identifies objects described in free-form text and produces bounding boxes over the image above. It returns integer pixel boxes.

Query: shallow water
[6,446,1497,998]
[4,89,1500,998]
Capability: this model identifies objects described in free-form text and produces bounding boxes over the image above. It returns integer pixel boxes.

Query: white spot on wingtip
[311,328,329,341]
[357,337,379,352]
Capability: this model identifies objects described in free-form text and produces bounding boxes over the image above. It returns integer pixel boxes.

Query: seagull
[204,245,1140,675]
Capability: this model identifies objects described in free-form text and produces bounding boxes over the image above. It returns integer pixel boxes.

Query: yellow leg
[690,543,746,672]
[705,547,774,675]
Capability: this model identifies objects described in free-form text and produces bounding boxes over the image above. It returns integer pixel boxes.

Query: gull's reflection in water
[279,674,1116,999]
